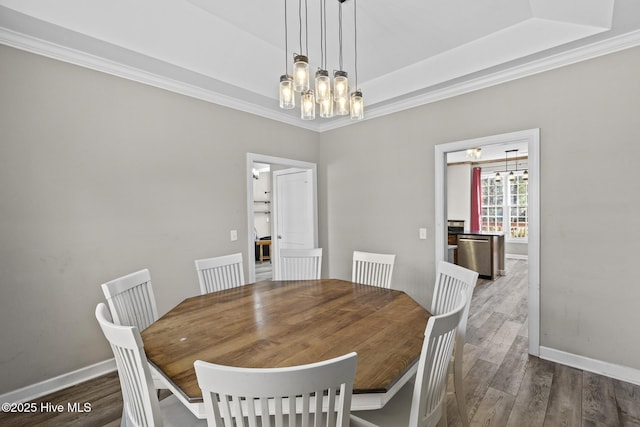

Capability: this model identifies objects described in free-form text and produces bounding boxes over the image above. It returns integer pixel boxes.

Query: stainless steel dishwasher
[457,235,492,277]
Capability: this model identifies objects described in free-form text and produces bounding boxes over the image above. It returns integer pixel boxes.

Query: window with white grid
[481,175,504,233]
[507,175,528,240]
[481,172,528,240]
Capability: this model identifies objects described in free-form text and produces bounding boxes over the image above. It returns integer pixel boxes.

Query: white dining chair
[352,251,396,288]
[431,260,479,427]
[194,352,358,427]
[95,303,204,427]
[275,247,323,280]
[101,268,158,331]
[101,269,166,391]
[350,291,467,427]
[194,253,245,294]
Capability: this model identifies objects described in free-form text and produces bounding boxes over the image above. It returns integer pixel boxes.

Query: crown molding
[317,29,640,132]
[2,23,640,134]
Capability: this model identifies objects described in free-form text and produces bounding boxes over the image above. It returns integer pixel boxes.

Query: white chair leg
[437,405,448,427]
[453,352,470,427]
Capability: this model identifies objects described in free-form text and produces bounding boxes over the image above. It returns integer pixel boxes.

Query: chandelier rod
[298,0,303,54]
[283,0,288,74]
[320,0,326,69]
[354,0,358,89]
[304,0,309,55]
[338,0,344,71]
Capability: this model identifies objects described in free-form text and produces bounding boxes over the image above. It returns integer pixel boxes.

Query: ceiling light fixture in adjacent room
[495,149,528,182]
[466,148,482,160]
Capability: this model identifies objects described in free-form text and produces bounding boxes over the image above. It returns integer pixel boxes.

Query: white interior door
[272,168,317,279]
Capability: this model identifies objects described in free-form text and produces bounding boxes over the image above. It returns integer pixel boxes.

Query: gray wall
[2,42,640,395]
[318,46,640,370]
[0,44,319,393]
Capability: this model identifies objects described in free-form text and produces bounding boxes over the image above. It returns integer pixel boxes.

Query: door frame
[246,153,318,283]
[434,128,540,355]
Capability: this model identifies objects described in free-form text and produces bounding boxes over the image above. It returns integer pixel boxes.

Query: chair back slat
[195,253,245,294]
[352,251,396,288]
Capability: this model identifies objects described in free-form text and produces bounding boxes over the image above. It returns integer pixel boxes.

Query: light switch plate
[419,228,427,240]
[230,230,238,241]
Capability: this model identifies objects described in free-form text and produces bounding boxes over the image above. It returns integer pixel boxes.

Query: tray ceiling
[1,0,639,131]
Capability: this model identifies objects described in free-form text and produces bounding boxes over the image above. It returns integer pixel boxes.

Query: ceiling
[1,0,639,132]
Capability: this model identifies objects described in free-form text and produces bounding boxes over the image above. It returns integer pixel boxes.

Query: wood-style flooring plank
[479,320,522,366]
[490,274,524,315]
[464,358,501,421]
[613,379,640,426]
[505,356,555,427]
[466,312,508,348]
[616,397,640,426]
[543,363,583,427]
[507,291,528,324]
[470,387,515,427]
[582,371,620,427]
[461,343,482,379]
[518,318,529,338]
[490,334,530,396]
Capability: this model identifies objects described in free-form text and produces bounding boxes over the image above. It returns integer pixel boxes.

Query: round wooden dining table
[141,278,431,418]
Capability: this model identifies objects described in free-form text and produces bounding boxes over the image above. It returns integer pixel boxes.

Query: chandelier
[279,0,364,121]
[495,149,529,182]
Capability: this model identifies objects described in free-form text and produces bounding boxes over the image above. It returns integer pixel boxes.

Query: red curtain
[471,167,482,232]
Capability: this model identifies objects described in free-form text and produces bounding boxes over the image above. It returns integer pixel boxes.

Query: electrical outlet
[230,230,238,241]
[419,228,427,240]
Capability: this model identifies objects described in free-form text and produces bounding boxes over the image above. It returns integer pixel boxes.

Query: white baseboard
[506,253,528,260]
[539,346,640,386]
[0,359,116,403]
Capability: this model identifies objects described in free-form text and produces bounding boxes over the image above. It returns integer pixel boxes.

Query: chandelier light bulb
[319,91,334,118]
[293,54,310,92]
[335,95,349,116]
[301,90,316,120]
[315,69,330,103]
[350,90,363,120]
[279,75,295,109]
[333,70,349,103]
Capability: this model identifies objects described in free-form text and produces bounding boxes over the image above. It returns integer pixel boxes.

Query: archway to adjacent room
[434,128,540,355]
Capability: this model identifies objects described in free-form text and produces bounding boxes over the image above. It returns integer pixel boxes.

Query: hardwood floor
[0,371,124,427]
[448,259,640,427]
[1,259,638,426]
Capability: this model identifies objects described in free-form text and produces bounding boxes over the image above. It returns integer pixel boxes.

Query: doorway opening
[246,154,318,283]
[434,129,540,355]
